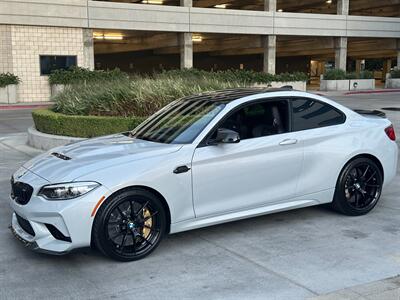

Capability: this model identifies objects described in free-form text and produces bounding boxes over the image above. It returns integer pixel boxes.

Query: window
[291,98,346,131]
[217,100,289,140]
[131,100,225,144]
[39,55,77,75]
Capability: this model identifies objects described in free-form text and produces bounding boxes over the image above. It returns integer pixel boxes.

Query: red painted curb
[345,89,400,95]
[0,104,51,110]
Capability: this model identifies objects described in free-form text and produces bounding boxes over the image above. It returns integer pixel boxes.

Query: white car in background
[10,88,398,261]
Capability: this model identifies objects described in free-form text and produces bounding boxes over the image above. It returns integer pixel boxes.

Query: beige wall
[0,25,93,102]
[0,25,13,73]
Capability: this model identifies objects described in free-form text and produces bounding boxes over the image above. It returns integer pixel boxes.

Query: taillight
[385,125,396,141]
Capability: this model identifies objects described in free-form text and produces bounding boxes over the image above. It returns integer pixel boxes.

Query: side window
[39,55,77,75]
[218,100,289,140]
[291,98,346,131]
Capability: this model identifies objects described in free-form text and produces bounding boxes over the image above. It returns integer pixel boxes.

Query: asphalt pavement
[0,93,400,299]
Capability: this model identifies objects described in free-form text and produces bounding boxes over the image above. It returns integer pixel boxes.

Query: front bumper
[10,216,68,255]
[9,169,110,254]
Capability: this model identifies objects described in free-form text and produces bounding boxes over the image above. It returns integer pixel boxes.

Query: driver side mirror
[210,128,240,145]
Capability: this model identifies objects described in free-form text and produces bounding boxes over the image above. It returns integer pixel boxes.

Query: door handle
[173,165,191,174]
[279,139,298,146]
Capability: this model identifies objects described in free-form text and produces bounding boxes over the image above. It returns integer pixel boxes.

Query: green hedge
[391,69,400,79]
[48,67,128,85]
[0,73,20,88]
[324,69,374,80]
[32,109,146,138]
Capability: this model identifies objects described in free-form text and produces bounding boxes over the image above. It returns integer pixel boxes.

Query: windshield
[131,100,225,144]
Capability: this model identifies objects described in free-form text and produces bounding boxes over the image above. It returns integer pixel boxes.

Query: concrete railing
[1,1,400,38]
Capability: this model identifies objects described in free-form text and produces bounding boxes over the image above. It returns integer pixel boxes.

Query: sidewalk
[312,276,400,300]
[309,88,400,97]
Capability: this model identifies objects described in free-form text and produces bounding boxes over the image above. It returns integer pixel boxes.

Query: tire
[92,188,166,261]
[331,157,383,216]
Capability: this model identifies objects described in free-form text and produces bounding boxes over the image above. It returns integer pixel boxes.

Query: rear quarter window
[291,98,346,131]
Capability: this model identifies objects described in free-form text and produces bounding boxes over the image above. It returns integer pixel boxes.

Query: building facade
[0,0,400,102]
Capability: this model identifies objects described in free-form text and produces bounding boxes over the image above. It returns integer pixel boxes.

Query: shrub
[156,69,308,84]
[32,109,145,138]
[48,67,128,85]
[0,73,20,88]
[324,69,347,80]
[324,69,375,80]
[345,72,358,80]
[52,69,308,117]
[52,75,243,117]
[390,69,400,79]
[359,70,374,79]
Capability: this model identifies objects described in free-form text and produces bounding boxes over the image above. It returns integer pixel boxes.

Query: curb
[0,104,51,110]
[27,126,86,151]
[345,89,400,95]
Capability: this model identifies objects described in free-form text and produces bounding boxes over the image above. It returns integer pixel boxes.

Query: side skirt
[170,188,334,234]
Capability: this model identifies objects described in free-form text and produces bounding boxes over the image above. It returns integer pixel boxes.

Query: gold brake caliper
[142,208,152,239]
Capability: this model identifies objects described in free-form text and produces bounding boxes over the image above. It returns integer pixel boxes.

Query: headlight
[38,182,100,200]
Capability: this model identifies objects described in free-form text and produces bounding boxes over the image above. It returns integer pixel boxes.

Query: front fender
[77,145,196,224]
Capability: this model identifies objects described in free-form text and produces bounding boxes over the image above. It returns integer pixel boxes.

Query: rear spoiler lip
[353,109,386,118]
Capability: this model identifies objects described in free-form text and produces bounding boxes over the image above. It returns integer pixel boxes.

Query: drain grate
[382,107,400,111]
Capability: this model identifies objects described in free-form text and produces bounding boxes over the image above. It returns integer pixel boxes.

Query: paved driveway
[0,108,33,135]
[0,94,399,299]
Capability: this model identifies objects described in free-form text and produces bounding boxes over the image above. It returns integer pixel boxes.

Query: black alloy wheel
[332,157,383,216]
[93,189,166,261]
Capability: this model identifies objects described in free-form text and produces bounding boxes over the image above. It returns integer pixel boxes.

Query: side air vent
[51,152,71,160]
[45,224,72,242]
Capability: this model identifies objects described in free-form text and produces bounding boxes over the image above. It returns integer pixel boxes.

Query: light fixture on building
[104,35,124,40]
[214,3,228,8]
[192,35,203,42]
[326,0,332,3]
[141,0,163,4]
[277,9,283,12]
[93,33,124,40]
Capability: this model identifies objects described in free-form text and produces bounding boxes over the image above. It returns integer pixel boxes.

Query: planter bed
[0,84,17,104]
[385,78,400,89]
[320,79,375,91]
[28,126,85,151]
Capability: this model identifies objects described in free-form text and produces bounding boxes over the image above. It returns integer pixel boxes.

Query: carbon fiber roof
[181,87,293,103]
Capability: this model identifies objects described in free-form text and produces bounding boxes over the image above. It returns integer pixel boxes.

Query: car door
[290,97,347,197]
[191,98,305,218]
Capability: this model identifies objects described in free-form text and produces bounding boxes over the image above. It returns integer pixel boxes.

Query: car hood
[23,134,183,183]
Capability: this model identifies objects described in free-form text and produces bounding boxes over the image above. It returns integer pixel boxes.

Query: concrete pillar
[383,59,392,76]
[180,0,192,69]
[335,37,347,71]
[82,29,94,70]
[397,39,400,69]
[180,0,192,6]
[263,35,276,74]
[336,0,348,71]
[355,59,363,74]
[180,33,193,69]
[337,0,349,15]
[264,0,276,11]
